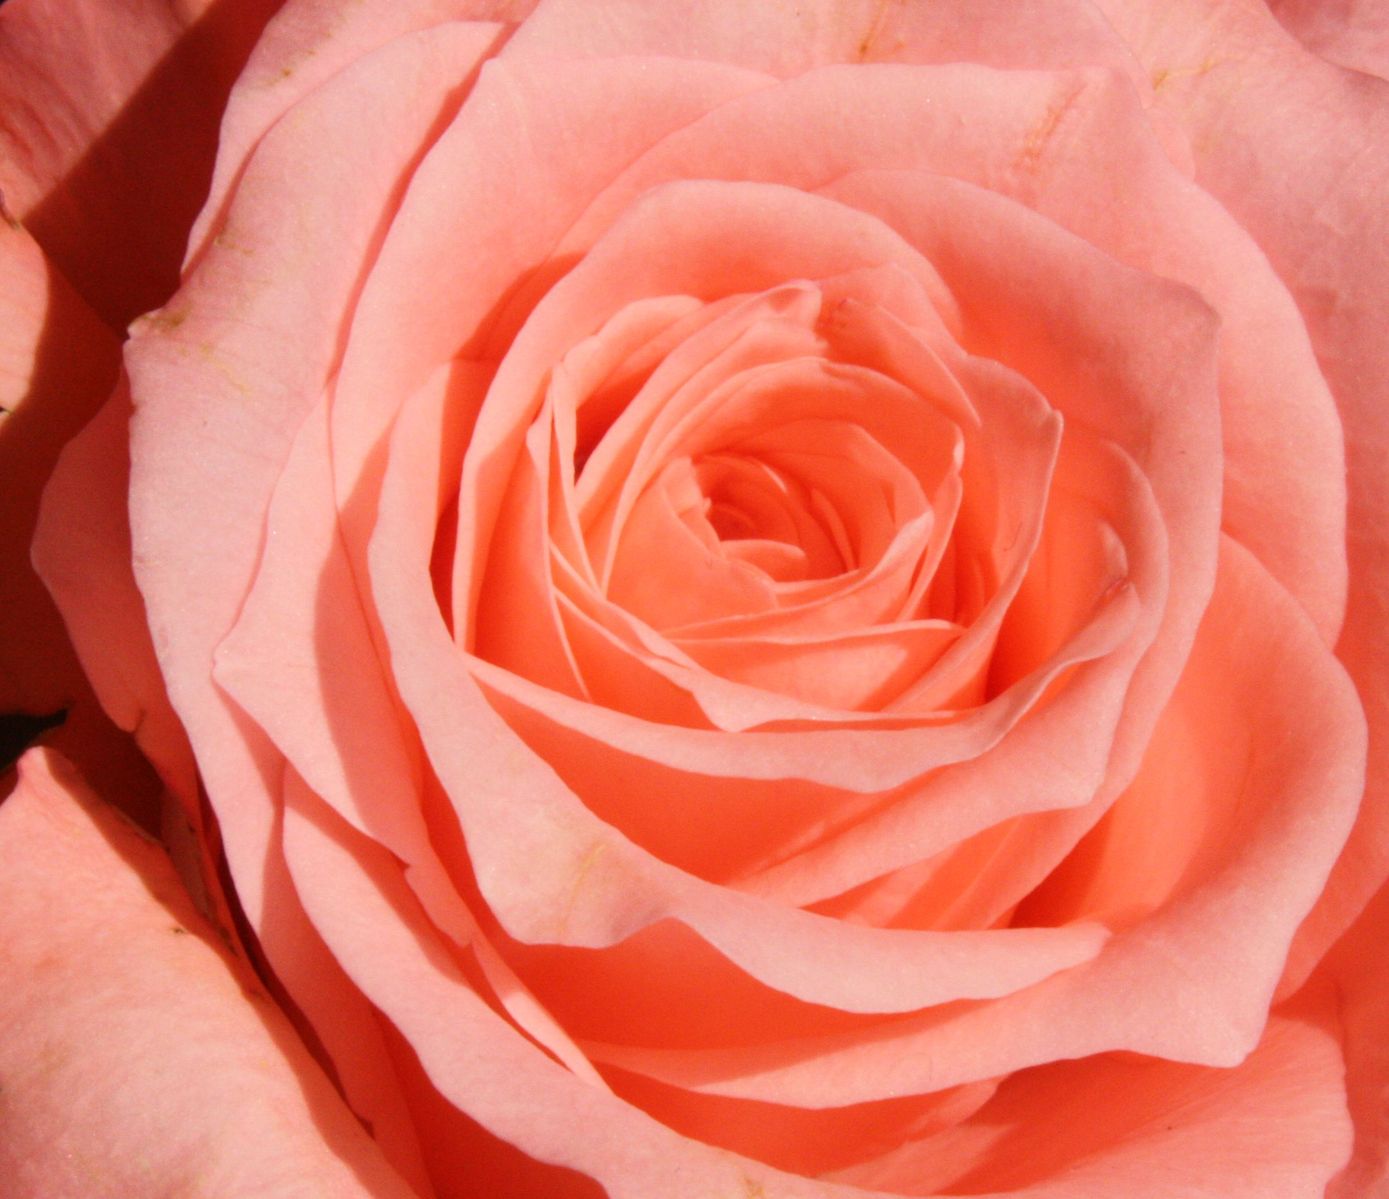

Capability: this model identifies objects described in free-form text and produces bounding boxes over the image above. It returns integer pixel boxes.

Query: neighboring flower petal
[0,0,282,327]
[0,749,416,1199]
[0,214,156,808]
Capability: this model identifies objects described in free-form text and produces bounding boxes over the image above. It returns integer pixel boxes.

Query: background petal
[0,0,283,327]
[0,749,415,1199]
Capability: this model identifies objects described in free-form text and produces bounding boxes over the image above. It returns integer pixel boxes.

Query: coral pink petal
[458,177,953,645]
[588,538,1365,1103]
[277,783,878,1199]
[214,379,602,1090]
[1093,0,1389,1003]
[0,219,113,712]
[373,370,1111,1033]
[829,1001,1351,1197]
[326,55,771,513]
[0,0,281,327]
[126,16,499,914]
[33,388,196,803]
[823,168,1221,767]
[1320,882,1389,1196]
[750,431,1163,911]
[0,749,415,1199]
[122,30,503,1190]
[548,60,1343,643]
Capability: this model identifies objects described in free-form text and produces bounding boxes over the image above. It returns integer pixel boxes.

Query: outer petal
[1092,0,1389,998]
[830,994,1351,1197]
[505,0,1149,90]
[1267,0,1389,79]
[0,749,414,1199]
[185,0,526,268]
[0,0,282,327]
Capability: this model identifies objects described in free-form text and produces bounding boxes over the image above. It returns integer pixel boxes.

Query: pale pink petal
[1092,0,1389,1004]
[505,0,1148,90]
[1267,0,1389,79]
[186,0,514,266]
[0,749,414,1199]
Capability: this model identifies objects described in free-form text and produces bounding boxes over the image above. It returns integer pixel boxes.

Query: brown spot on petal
[857,0,903,61]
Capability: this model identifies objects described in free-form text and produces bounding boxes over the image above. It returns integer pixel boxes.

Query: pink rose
[3,1,1386,1195]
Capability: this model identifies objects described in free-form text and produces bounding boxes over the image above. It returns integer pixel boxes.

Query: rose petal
[185,0,515,267]
[0,0,280,326]
[1093,0,1389,1001]
[829,996,1351,1196]
[0,214,158,806]
[1266,0,1389,79]
[587,536,1365,1103]
[371,361,1112,1025]
[506,0,1149,92]
[0,749,415,1199]
[128,8,496,944]
[32,387,196,802]
[277,779,874,1199]
[325,54,773,516]
[123,28,503,1186]
[1320,882,1389,1195]
[541,59,1343,642]
[215,377,606,1090]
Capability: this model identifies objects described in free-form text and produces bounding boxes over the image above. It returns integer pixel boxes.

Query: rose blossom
[1,0,1386,1196]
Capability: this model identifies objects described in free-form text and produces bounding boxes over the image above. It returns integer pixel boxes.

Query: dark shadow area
[0,707,65,772]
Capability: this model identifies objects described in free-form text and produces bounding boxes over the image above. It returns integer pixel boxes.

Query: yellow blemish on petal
[1152,57,1221,92]
[1018,105,1067,171]
[558,841,608,937]
[197,343,250,397]
[213,230,254,257]
[133,309,189,334]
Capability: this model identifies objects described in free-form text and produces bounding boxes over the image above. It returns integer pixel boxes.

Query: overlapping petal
[12,0,1380,1194]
